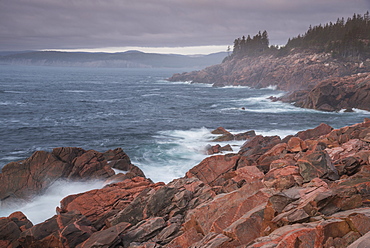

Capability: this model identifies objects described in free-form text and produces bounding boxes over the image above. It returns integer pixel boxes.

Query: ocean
[0,65,369,223]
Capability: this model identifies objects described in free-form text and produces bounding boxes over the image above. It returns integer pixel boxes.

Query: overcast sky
[1,0,369,54]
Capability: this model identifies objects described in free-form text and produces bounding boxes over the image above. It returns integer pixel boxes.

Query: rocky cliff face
[2,119,370,247]
[169,53,370,111]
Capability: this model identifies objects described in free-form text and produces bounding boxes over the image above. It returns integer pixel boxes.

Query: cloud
[0,0,369,52]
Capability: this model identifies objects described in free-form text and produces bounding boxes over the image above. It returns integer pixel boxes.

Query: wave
[261,85,278,90]
[63,90,94,93]
[158,80,213,87]
[0,101,28,106]
[132,128,217,183]
[3,90,27,94]
[220,85,251,89]
[339,108,370,114]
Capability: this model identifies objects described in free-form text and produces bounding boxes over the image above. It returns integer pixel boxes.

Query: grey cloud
[0,0,369,51]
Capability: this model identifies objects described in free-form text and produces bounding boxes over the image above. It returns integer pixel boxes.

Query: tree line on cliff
[227,12,370,61]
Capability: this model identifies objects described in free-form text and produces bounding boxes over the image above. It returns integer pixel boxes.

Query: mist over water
[0,65,369,223]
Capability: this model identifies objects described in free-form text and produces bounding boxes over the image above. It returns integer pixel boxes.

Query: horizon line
[41,45,230,55]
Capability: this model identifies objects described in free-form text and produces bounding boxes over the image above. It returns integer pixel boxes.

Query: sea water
[0,65,369,223]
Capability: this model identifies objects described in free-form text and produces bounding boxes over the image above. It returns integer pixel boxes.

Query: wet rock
[0,147,144,204]
[211,127,256,142]
[205,144,233,155]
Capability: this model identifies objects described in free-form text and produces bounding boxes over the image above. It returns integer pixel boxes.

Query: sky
[0,0,369,54]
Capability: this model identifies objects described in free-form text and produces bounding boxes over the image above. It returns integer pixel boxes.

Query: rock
[0,147,144,204]
[166,227,204,248]
[120,217,166,247]
[18,211,96,248]
[297,151,339,182]
[295,123,333,140]
[190,232,232,248]
[59,177,155,229]
[287,137,308,152]
[223,204,266,245]
[234,130,256,140]
[247,223,319,248]
[0,212,33,248]
[211,127,256,142]
[186,154,240,186]
[183,188,271,237]
[348,230,370,248]
[211,127,230,135]
[239,135,282,159]
[211,127,234,142]
[263,166,303,190]
[77,222,131,248]
[205,144,233,155]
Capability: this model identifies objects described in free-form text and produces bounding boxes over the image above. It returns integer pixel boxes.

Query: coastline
[168,52,370,112]
[2,119,370,247]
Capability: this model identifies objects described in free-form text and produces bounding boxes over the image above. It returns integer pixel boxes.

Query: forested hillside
[227,12,370,61]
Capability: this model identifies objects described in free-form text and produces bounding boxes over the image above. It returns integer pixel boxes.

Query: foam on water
[0,180,105,224]
[221,85,251,89]
[132,127,258,183]
[133,127,213,183]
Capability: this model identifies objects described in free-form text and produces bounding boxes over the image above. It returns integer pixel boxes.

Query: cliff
[2,119,370,247]
[168,52,370,112]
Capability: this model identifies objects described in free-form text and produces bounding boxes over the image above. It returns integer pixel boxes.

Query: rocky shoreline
[2,119,370,247]
[168,52,370,112]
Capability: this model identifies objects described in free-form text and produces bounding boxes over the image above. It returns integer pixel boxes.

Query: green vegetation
[227,12,370,61]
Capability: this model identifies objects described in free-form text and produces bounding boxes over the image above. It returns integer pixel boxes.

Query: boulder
[0,147,143,204]
[297,151,339,182]
[263,166,303,190]
[295,123,333,140]
[205,144,233,155]
[211,127,256,142]
[59,177,156,229]
[186,154,240,186]
[183,188,271,237]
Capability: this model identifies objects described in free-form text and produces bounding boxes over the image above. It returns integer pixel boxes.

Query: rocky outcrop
[0,147,144,205]
[168,52,370,111]
[280,72,370,111]
[2,119,370,247]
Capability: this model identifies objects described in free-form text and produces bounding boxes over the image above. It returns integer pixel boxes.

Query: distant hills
[0,50,228,69]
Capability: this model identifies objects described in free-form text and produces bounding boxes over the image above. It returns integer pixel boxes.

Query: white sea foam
[220,85,251,89]
[134,128,217,183]
[63,90,94,93]
[134,127,258,183]
[261,85,278,90]
[338,108,370,114]
[255,129,300,139]
[0,180,105,224]
[0,101,27,106]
